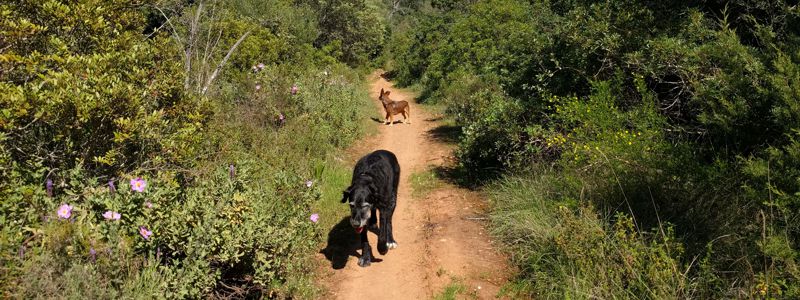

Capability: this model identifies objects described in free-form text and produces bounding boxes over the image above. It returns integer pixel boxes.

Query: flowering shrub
[2,132,336,298]
[1,1,371,298]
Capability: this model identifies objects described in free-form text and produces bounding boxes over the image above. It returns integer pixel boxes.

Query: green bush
[0,1,208,177]
[1,0,374,298]
[392,0,800,297]
[304,0,388,66]
[1,62,370,297]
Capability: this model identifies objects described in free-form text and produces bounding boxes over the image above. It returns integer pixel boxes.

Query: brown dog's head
[379,88,391,103]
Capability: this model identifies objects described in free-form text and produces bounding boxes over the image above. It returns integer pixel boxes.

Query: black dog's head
[342,175,376,233]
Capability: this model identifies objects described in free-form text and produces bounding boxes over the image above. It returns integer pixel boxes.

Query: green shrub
[304,0,388,66]
[1,65,370,298]
[391,0,800,297]
[1,0,373,298]
[0,1,208,177]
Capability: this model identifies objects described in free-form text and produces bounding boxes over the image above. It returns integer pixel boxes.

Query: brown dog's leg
[384,111,390,125]
[405,106,411,124]
[389,113,394,126]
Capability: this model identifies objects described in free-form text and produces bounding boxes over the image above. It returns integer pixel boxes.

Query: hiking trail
[316,71,511,299]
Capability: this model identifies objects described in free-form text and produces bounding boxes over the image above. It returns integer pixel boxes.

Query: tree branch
[201,30,251,95]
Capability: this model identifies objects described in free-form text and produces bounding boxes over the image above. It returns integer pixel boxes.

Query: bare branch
[201,30,252,95]
[199,2,221,89]
[153,6,184,45]
[201,29,224,93]
[184,2,204,90]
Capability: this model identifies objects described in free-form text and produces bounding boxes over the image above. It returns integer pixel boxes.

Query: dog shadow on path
[320,217,384,269]
[320,217,359,269]
[370,117,404,124]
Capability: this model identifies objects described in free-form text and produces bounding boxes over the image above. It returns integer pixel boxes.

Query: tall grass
[488,170,705,299]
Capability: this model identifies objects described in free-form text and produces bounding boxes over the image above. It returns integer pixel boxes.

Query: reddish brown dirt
[317,71,510,299]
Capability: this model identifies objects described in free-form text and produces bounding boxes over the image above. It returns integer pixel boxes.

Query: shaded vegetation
[391,0,800,298]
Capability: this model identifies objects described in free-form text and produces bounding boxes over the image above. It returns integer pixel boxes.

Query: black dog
[342,150,400,267]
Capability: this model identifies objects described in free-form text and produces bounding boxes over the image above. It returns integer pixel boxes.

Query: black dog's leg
[378,207,389,255]
[368,206,378,231]
[378,200,398,254]
[358,229,373,267]
[386,197,398,249]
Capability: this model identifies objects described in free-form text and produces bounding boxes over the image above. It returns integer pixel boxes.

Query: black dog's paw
[387,242,398,250]
[358,256,372,267]
[378,242,388,255]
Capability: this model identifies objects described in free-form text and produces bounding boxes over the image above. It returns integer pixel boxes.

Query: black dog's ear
[341,186,352,203]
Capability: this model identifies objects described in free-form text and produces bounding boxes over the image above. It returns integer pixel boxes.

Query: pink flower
[102,210,121,221]
[130,177,147,193]
[291,84,298,95]
[139,226,153,240]
[305,180,313,188]
[57,204,73,219]
[144,201,153,209]
[257,63,265,69]
[310,213,319,223]
[255,84,261,91]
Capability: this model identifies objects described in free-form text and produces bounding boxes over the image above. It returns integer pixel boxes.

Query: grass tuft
[433,277,476,300]
[410,169,446,199]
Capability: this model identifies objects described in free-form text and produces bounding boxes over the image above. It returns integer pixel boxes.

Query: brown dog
[379,88,410,125]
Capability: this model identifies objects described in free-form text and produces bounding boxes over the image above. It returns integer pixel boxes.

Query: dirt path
[317,71,510,299]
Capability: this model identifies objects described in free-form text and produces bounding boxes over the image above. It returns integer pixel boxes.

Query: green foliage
[392,0,800,297]
[433,277,474,300]
[0,0,207,177]
[305,0,388,66]
[1,0,373,298]
[390,12,452,87]
[228,0,320,45]
[488,174,703,299]
[409,169,445,199]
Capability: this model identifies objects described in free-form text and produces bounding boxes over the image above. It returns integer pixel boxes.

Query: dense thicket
[1,0,385,297]
[392,0,799,298]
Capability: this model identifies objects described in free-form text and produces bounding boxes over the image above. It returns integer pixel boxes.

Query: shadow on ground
[379,70,396,80]
[320,217,387,269]
[320,217,360,269]
[426,124,462,144]
[370,117,406,125]
[432,162,503,191]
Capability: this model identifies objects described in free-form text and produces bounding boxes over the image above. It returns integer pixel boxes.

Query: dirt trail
[317,71,510,299]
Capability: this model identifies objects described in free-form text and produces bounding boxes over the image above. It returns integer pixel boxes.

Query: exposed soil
[317,71,510,299]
